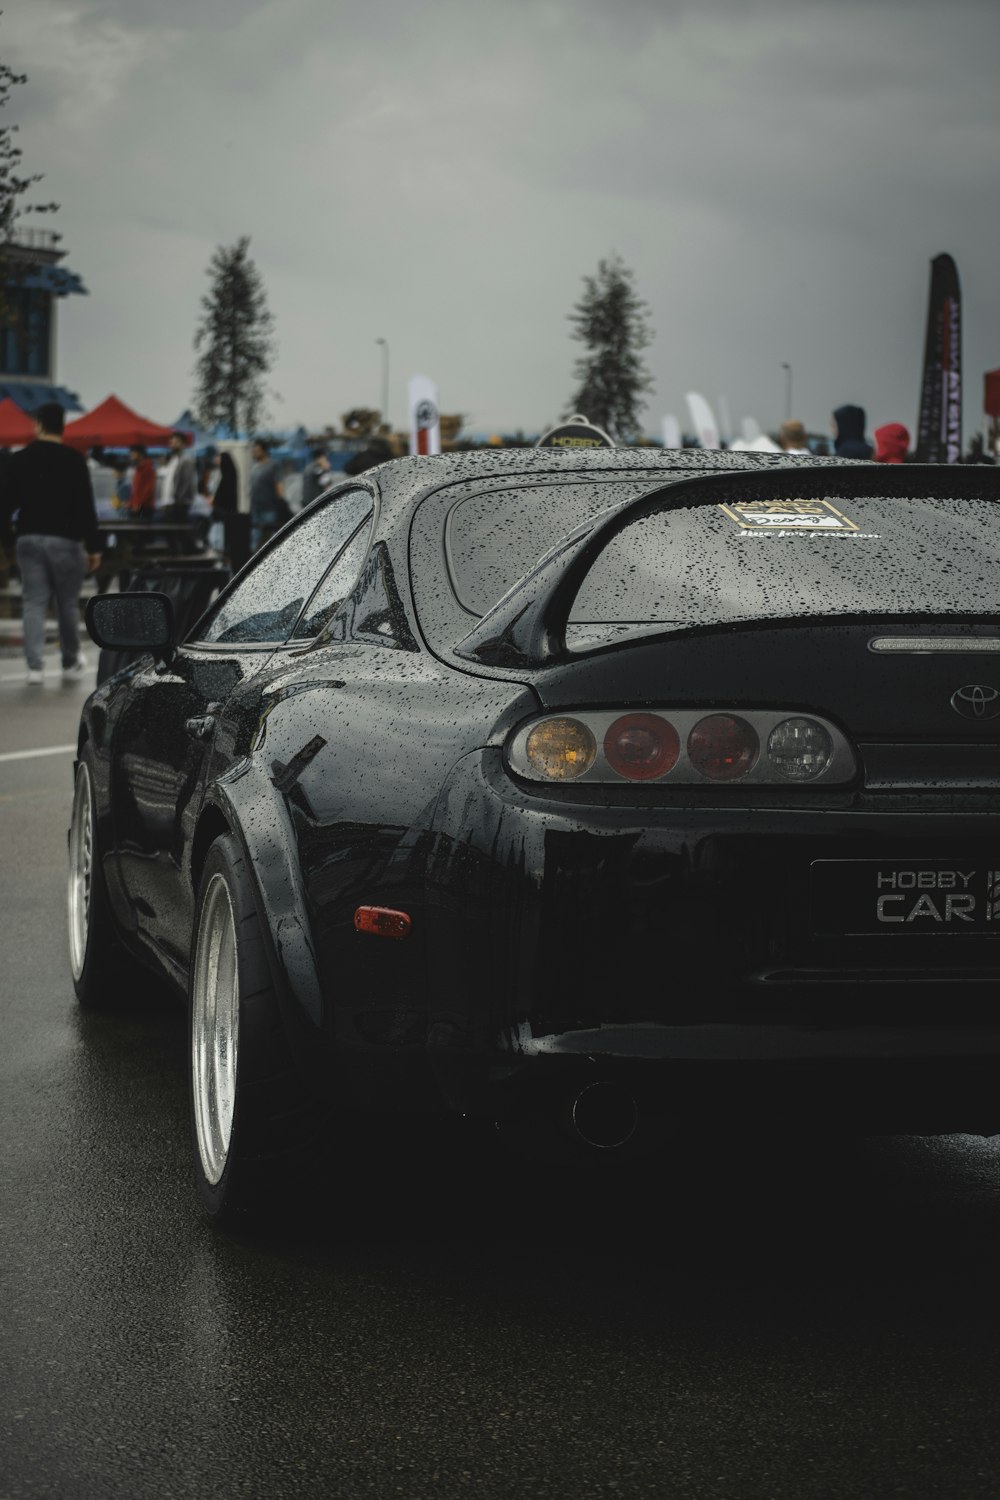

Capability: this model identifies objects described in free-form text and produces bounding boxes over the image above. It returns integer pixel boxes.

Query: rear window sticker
[718,498,861,533]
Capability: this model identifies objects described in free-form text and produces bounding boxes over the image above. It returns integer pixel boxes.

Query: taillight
[524,717,597,780]
[507,709,854,786]
[766,716,833,781]
[603,713,680,780]
[687,714,759,781]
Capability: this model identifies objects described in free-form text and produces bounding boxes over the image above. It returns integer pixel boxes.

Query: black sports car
[71,447,1000,1222]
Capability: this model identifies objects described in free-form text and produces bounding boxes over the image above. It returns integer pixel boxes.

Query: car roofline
[376,446,869,523]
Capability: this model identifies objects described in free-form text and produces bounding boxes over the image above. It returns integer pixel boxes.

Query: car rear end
[421,466,1000,1145]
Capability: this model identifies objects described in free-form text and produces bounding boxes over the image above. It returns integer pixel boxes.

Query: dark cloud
[3,0,998,438]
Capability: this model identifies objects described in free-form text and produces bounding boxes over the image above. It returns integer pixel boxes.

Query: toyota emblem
[951,684,1000,720]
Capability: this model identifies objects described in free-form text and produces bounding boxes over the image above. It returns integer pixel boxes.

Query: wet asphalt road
[3,660,1000,1499]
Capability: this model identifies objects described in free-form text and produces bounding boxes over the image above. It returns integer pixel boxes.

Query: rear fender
[197,770,324,1036]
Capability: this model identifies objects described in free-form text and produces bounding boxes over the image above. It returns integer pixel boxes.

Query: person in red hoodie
[128,444,157,520]
[874,423,910,463]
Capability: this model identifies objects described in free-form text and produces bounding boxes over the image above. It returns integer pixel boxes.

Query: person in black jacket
[213,450,238,514]
[301,445,334,507]
[0,446,13,590]
[2,403,102,684]
[343,435,393,476]
[832,404,874,460]
[210,450,250,568]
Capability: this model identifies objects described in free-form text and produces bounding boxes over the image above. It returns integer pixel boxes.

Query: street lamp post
[781,362,792,422]
[376,338,389,427]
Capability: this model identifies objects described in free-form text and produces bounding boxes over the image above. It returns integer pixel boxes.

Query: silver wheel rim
[191,874,240,1186]
[68,764,93,981]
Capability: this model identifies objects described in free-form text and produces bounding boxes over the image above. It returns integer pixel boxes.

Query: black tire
[188,832,330,1226]
[68,753,143,1008]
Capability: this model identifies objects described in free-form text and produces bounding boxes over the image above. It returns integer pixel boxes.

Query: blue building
[0,228,86,412]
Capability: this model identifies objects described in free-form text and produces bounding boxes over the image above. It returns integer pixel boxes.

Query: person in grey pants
[2,403,103,684]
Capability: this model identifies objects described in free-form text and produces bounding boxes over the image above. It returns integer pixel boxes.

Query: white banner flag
[409,374,441,456]
[717,394,732,445]
[661,414,681,449]
[685,392,720,450]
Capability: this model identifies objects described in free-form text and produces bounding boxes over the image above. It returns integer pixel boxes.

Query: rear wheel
[68,755,142,1007]
[189,833,330,1225]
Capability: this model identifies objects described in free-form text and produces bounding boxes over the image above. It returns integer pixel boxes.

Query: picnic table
[96,521,221,591]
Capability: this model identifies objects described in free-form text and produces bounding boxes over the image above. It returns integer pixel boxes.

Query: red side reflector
[354,906,412,940]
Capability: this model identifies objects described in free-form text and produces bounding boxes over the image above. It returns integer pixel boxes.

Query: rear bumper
[500,1020,1000,1063]
[427,1027,1000,1138]
[424,749,1000,1131]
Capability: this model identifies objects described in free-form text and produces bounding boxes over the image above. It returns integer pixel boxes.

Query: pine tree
[566,254,653,440]
[193,237,275,434]
[0,47,60,325]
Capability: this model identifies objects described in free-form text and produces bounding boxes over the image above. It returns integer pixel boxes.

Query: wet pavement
[3,658,1000,1499]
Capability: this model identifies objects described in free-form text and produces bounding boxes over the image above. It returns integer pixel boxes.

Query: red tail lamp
[687,714,758,781]
[354,906,412,940]
[603,713,680,780]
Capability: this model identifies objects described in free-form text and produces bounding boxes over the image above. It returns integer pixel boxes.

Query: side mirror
[85,592,176,662]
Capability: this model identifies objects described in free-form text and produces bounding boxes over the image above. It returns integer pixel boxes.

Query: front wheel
[68,755,143,1007]
[189,832,330,1225]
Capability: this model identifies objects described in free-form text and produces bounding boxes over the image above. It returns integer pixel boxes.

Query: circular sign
[535,414,615,450]
[415,400,438,430]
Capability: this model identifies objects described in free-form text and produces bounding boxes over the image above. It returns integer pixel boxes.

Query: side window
[290,519,373,640]
[196,490,373,646]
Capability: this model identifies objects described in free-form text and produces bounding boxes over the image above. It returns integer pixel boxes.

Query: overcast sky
[4,0,999,441]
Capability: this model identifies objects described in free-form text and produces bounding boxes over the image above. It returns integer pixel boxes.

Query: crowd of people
[773,405,995,464]
[91,435,295,557]
[769,408,910,461]
[0,398,995,687]
[0,412,295,682]
[90,423,406,555]
[769,406,910,461]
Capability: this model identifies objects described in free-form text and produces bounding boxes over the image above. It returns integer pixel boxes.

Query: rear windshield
[447,480,676,614]
[446,483,1000,644]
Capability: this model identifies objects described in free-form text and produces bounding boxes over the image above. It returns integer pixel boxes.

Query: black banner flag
[916,254,962,463]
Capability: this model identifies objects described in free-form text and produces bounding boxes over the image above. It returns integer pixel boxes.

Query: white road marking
[0,667,94,685]
[0,666,48,684]
[0,744,76,764]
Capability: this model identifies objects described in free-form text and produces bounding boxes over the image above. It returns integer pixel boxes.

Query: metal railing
[4,228,62,253]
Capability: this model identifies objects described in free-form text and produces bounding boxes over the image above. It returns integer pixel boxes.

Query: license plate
[811,860,1000,936]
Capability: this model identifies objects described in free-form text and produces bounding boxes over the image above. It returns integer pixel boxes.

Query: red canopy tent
[62,394,188,451]
[0,396,37,446]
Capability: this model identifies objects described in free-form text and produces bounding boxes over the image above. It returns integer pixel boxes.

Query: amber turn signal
[354,906,412,939]
[524,717,597,780]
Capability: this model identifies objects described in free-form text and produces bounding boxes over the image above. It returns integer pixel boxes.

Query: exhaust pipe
[570,1081,639,1150]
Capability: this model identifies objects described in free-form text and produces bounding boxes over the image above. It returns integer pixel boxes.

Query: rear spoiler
[453,462,1000,670]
